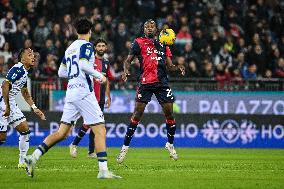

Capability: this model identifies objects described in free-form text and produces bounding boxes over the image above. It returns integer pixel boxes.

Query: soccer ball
[159,29,176,46]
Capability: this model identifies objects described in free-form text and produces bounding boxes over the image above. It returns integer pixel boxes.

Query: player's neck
[78,34,90,42]
[21,62,31,70]
[95,54,103,59]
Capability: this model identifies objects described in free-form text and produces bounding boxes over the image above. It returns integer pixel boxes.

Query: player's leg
[0,112,7,145]
[87,129,96,157]
[90,124,106,166]
[124,102,146,146]
[89,123,120,178]
[77,94,121,178]
[69,124,89,158]
[117,84,152,164]
[161,103,176,145]
[88,104,104,158]
[15,121,30,168]
[0,132,7,145]
[25,123,73,177]
[155,85,178,160]
[36,123,73,158]
[8,102,30,168]
[72,125,90,146]
[116,102,147,163]
[32,101,78,160]
[24,101,79,177]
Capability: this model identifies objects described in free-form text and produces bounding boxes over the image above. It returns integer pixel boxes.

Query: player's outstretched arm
[21,87,46,120]
[2,80,11,117]
[122,55,135,82]
[79,59,106,84]
[166,57,185,76]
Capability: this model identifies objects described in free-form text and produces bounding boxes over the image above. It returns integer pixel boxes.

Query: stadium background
[0,0,283,148]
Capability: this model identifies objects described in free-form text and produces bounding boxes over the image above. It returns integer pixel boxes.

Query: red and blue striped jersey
[130,37,172,84]
[93,56,114,105]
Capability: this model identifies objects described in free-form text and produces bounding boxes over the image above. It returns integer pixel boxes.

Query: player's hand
[100,76,107,84]
[178,65,185,76]
[33,108,46,120]
[96,76,107,84]
[106,96,111,108]
[160,29,167,35]
[122,71,130,82]
[3,107,10,118]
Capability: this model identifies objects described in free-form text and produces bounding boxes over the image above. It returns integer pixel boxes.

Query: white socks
[19,134,29,164]
[33,149,43,160]
[98,161,108,171]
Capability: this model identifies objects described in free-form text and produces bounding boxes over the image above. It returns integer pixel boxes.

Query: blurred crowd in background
[0,0,284,88]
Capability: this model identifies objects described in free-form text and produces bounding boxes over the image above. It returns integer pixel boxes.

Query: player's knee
[94,127,106,138]
[0,134,6,145]
[132,111,143,121]
[164,112,174,120]
[130,117,140,126]
[163,106,173,117]
[0,135,6,145]
[57,131,69,140]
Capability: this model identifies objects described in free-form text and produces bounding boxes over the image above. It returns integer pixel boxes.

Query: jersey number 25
[67,55,79,79]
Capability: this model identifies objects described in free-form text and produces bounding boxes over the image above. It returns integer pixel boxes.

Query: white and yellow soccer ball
[159,29,176,46]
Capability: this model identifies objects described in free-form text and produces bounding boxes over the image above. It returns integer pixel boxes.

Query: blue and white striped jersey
[61,39,95,102]
[0,62,29,101]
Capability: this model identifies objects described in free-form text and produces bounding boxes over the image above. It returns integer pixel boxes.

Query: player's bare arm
[21,87,46,120]
[122,54,135,82]
[105,79,111,108]
[2,80,11,117]
[166,57,185,76]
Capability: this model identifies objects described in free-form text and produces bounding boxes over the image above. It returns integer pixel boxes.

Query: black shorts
[135,82,175,104]
[99,103,104,112]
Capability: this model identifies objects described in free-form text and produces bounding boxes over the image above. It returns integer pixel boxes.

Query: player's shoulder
[134,37,147,43]
[102,57,110,65]
[8,63,25,73]
[132,37,149,49]
[78,40,94,59]
[78,40,93,52]
[6,63,26,83]
[77,40,93,48]
[67,40,93,50]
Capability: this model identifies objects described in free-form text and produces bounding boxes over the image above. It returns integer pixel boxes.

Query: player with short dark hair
[117,19,185,164]
[0,48,46,168]
[24,18,121,179]
[69,38,114,158]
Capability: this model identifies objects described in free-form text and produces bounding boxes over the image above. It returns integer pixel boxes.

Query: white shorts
[61,94,105,126]
[0,99,26,132]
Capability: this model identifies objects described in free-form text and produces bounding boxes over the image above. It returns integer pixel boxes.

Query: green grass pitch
[0,147,283,189]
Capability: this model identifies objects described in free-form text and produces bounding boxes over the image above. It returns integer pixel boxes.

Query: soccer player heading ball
[117,19,185,164]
